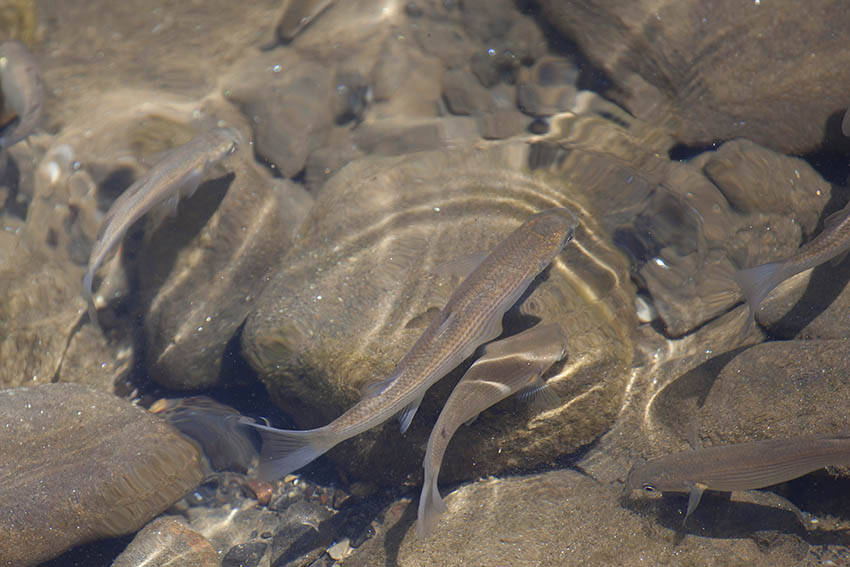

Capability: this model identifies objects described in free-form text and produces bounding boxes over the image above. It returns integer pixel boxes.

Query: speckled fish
[244,207,579,480]
[417,323,568,539]
[0,40,44,149]
[626,433,850,522]
[735,201,850,323]
[83,126,240,330]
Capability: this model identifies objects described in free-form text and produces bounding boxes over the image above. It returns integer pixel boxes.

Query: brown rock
[224,51,334,177]
[0,384,204,567]
[343,470,806,567]
[242,134,637,485]
[537,0,850,154]
[140,154,312,390]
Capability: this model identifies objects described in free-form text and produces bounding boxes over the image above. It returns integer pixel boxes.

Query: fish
[82,126,240,330]
[150,396,258,473]
[243,207,579,480]
[734,201,850,324]
[0,40,44,149]
[626,433,850,522]
[417,323,568,539]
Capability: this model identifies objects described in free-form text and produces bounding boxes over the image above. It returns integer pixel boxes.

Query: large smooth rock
[242,103,834,483]
[342,469,808,567]
[242,116,643,485]
[0,383,205,567]
[537,0,850,154]
[140,154,312,390]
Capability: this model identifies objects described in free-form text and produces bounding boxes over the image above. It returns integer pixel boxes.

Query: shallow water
[4,1,850,566]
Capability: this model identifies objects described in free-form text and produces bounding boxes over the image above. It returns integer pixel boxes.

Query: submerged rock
[140,152,312,390]
[537,0,850,154]
[0,383,205,566]
[343,469,807,567]
[243,116,639,485]
[112,517,218,567]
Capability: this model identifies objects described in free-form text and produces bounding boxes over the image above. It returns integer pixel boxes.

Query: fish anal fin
[398,393,424,433]
[684,482,707,525]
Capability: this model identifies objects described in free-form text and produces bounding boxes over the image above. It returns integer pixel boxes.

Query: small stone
[441,69,495,115]
[222,541,268,567]
[327,538,351,561]
[112,517,217,567]
[476,109,529,139]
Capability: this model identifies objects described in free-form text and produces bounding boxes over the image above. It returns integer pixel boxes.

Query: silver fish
[735,201,850,323]
[627,433,850,522]
[417,323,568,538]
[244,207,579,480]
[83,126,240,330]
[0,40,44,149]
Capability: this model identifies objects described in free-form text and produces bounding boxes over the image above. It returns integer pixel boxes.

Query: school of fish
[6,32,850,543]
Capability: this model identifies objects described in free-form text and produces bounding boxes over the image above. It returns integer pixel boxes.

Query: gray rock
[537,0,850,154]
[0,384,204,567]
[441,69,495,115]
[693,138,831,237]
[476,109,530,140]
[352,116,479,156]
[140,154,312,390]
[651,339,850,449]
[342,470,807,567]
[370,35,413,101]
[224,51,334,177]
[112,517,218,567]
[516,56,578,116]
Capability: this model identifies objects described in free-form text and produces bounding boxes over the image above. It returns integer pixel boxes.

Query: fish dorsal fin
[432,251,489,279]
[686,418,700,450]
[684,482,707,525]
[842,106,850,137]
[398,393,424,433]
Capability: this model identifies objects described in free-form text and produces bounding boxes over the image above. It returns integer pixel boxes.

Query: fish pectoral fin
[463,413,480,427]
[684,482,707,524]
[517,376,561,413]
[398,393,425,433]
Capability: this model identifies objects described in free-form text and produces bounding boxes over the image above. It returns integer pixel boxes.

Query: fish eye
[642,484,656,492]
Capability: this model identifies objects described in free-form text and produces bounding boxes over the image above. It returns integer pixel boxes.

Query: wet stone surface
[537,0,850,155]
[4,0,850,565]
[0,383,204,566]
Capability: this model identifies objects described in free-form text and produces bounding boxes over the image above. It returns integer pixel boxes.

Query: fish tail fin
[82,269,102,332]
[417,465,448,539]
[733,261,785,323]
[241,419,338,480]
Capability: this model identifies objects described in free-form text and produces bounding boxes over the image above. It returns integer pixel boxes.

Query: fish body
[417,323,568,538]
[627,433,850,520]
[0,40,44,149]
[735,202,850,322]
[83,126,240,330]
[246,207,579,480]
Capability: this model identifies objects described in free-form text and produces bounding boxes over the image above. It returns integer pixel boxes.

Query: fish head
[528,207,579,253]
[209,126,242,159]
